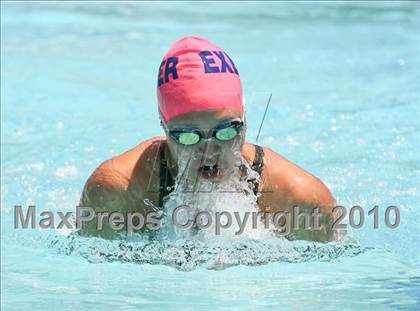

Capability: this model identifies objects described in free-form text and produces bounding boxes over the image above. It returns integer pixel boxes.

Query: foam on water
[41,232,365,271]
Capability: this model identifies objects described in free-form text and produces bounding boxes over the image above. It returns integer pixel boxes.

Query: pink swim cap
[157,36,244,123]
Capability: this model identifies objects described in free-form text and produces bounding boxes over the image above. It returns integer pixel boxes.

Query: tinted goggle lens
[177,132,201,145]
[215,127,238,141]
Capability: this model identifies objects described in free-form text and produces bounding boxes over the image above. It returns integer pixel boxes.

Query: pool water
[1,2,420,310]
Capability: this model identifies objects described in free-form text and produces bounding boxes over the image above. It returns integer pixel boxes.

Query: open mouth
[198,164,221,179]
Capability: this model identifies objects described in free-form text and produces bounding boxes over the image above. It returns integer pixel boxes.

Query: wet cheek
[172,145,198,162]
[186,148,206,167]
[220,148,238,168]
[226,138,242,156]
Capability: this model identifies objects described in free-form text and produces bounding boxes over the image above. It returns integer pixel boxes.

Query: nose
[197,138,222,162]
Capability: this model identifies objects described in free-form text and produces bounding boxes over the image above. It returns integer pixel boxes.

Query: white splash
[160,154,273,242]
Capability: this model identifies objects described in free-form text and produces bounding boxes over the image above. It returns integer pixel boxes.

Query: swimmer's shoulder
[82,136,166,200]
[243,142,335,210]
[79,137,166,237]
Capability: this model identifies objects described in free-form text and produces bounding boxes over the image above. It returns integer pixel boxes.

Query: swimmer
[79,36,336,241]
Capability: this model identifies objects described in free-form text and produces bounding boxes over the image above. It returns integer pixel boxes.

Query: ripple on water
[44,233,366,271]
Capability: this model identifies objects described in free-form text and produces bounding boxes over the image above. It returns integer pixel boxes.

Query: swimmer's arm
[261,148,336,242]
[286,167,336,242]
[78,165,132,239]
[79,183,129,239]
[287,191,336,242]
[268,179,336,242]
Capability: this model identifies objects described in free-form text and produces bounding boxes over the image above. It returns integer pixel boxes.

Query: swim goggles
[162,119,244,146]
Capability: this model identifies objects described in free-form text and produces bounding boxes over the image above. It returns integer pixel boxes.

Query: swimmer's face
[162,109,246,182]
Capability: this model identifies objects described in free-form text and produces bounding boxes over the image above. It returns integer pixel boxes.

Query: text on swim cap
[198,51,239,75]
[157,51,239,87]
[158,57,179,87]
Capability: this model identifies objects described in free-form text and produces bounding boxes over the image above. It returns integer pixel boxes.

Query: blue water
[1,2,420,310]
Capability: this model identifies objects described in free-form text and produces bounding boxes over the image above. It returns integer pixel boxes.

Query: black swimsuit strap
[159,142,175,207]
[250,144,265,195]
